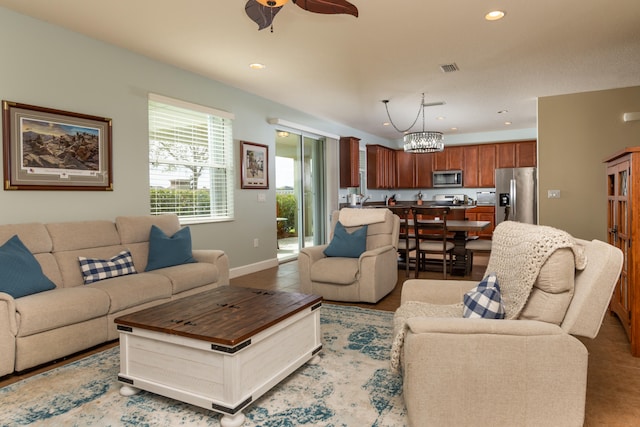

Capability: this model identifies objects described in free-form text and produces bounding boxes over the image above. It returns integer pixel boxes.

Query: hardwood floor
[2,256,640,425]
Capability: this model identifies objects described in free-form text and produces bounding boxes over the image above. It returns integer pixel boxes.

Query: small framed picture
[2,100,113,190]
[240,141,269,189]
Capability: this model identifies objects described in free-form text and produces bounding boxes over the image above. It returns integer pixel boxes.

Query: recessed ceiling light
[485,10,505,21]
[436,116,445,121]
[450,127,458,131]
[504,121,512,126]
[249,63,266,70]
[383,122,391,126]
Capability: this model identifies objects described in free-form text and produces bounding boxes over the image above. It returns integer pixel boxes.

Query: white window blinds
[148,95,234,221]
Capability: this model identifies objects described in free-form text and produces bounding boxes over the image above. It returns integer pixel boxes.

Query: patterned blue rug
[0,304,406,426]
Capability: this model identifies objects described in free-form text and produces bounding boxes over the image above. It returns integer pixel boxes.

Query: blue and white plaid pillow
[79,250,137,284]
[463,272,505,319]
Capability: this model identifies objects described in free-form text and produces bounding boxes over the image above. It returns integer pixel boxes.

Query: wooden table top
[411,219,491,232]
[115,286,322,347]
[444,220,491,232]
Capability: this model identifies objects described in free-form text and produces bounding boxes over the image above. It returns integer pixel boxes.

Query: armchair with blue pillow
[298,208,400,303]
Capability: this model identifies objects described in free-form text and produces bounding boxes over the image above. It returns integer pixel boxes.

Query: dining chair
[388,205,416,277]
[411,206,454,279]
[465,238,492,274]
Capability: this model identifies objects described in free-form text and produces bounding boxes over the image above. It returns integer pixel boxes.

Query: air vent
[440,63,459,73]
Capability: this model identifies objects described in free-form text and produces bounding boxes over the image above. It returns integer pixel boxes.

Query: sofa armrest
[357,245,398,302]
[192,249,230,285]
[299,245,329,264]
[359,244,393,259]
[402,317,588,426]
[406,316,563,336]
[0,292,17,376]
[298,245,329,294]
[0,292,17,336]
[401,279,476,305]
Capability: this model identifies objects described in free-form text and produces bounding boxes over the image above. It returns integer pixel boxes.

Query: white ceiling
[1,0,639,140]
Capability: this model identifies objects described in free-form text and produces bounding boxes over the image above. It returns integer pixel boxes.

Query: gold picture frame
[2,100,113,190]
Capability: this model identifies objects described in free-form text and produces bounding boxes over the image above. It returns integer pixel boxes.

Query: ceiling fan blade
[245,0,283,30]
[293,0,359,17]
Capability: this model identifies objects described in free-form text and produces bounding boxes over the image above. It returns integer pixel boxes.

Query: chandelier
[382,93,444,153]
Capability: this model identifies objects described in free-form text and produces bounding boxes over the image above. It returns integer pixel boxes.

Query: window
[148,94,234,222]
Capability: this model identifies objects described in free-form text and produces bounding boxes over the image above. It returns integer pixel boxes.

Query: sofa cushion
[88,272,172,313]
[324,222,367,258]
[0,223,52,254]
[0,235,56,298]
[15,287,110,337]
[79,250,137,284]
[54,245,130,288]
[463,273,505,319]
[519,248,576,324]
[145,225,197,271]
[46,220,120,252]
[310,257,359,285]
[153,262,220,295]
[116,214,181,244]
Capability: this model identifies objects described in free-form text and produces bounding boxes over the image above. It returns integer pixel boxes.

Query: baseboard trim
[230,258,279,279]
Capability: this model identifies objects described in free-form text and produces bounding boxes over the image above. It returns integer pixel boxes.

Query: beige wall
[538,86,640,241]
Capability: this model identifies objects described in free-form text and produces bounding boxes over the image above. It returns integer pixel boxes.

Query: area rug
[0,304,406,426]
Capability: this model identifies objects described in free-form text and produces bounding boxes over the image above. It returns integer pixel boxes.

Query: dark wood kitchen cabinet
[367,144,396,189]
[496,142,517,168]
[395,150,416,188]
[365,140,535,190]
[478,144,496,187]
[463,145,479,187]
[516,140,537,167]
[395,151,434,188]
[414,151,433,188]
[496,140,537,169]
[339,136,360,188]
[433,146,463,171]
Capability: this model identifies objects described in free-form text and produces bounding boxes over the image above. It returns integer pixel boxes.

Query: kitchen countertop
[340,202,491,209]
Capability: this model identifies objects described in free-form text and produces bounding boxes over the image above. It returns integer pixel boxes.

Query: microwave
[432,170,463,187]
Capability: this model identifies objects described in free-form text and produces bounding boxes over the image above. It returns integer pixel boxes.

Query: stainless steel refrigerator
[495,167,537,226]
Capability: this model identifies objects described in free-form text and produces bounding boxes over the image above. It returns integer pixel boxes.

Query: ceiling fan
[245,0,358,32]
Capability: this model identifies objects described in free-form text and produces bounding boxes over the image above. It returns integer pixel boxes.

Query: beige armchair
[398,234,622,426]
[298,208,400,303]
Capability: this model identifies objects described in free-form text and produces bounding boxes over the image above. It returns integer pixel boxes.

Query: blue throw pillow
[463,272,505,319]
[79,250,138,284]
[323,221,368,258]
[145,225,197,271]
[0,235,56,298]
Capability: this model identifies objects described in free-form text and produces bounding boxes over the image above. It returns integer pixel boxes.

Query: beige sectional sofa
[0,214,229,377]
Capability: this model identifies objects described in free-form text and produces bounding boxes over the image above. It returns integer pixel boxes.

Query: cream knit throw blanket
[390,221,587,372]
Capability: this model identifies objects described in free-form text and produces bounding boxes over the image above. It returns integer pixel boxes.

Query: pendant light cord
[383,93,425,134]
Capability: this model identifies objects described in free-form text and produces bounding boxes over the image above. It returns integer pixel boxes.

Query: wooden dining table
[415,219,491,276]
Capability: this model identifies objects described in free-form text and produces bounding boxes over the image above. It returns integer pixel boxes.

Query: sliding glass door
[276,130,326,261]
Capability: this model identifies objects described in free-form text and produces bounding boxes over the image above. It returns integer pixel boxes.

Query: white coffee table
[115,286,323,427]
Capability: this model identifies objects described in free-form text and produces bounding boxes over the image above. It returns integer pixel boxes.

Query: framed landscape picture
[240,140,269,189]
[2,100,113,190]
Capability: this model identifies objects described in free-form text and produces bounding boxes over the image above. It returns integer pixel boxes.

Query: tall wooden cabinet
[339,136,360,188]
[605,147,640,356]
